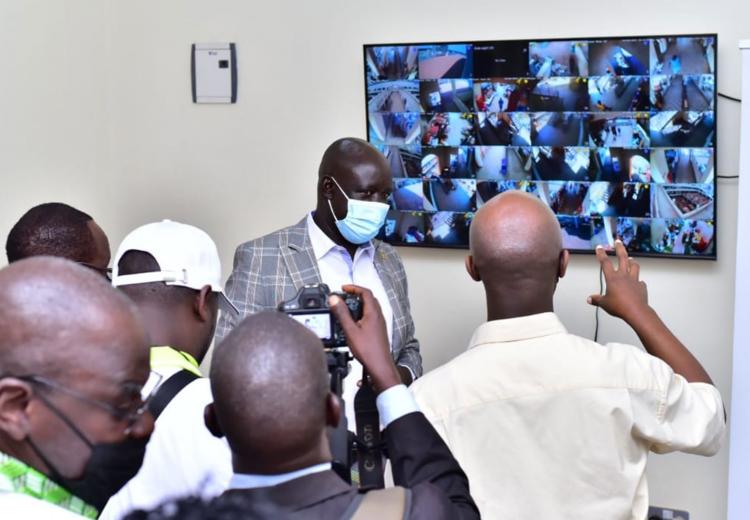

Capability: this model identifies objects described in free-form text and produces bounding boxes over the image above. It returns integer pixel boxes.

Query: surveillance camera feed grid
[365,34,716,258]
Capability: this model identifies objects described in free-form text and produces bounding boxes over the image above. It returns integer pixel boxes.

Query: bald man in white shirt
[411,191,725,519]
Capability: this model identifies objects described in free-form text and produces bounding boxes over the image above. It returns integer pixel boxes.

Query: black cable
[594,263,603,343]
[716,93,741,178]
[718,92,742,103]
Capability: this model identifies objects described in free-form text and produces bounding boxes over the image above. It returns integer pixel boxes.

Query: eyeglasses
[77,262,113,281]
[17,373,162,428]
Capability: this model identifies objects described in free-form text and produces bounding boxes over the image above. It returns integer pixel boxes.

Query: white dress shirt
[229,463,333,490]
[227,384,419,490]
[306,213,395,431]
[99,376,233,520]
[411,313,725,520]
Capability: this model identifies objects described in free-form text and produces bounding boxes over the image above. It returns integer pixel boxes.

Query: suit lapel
[373,241,401,325]
[280,217,322,290]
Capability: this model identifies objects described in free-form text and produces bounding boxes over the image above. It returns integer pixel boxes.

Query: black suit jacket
[219,412,480,519]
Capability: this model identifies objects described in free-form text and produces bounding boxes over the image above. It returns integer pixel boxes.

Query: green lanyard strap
[0,453,98,518]
[150,346,202,377]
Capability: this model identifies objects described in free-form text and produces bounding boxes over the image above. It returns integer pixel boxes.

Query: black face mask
[27,393,148,511]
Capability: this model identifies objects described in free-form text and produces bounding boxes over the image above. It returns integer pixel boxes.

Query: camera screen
[290,313,332,340]
[366,34,717,259]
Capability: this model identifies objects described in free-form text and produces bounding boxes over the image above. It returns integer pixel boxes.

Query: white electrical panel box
[191,43,237,103]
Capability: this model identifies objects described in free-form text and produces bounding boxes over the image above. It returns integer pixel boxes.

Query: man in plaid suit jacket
[215,138,422,383]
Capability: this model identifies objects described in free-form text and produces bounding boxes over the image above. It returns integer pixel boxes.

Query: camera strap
[347,486,409,520]
[148,370,200,419]
[354,368,385,489]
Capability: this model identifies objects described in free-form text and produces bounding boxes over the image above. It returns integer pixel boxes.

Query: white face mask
[327,177,390,245]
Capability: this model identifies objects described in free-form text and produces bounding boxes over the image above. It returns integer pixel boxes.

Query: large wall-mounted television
[364,34,717,259]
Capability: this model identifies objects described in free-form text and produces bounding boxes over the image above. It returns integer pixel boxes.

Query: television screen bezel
[362,33,719,260]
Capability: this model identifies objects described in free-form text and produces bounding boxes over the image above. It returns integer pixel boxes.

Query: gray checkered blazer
[214,217,423,378]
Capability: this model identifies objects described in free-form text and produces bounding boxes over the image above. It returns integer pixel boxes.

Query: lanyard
[0,452,98,518]
[150,346,202,377]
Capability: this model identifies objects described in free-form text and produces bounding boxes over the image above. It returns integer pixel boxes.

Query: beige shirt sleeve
[627,350,726,456]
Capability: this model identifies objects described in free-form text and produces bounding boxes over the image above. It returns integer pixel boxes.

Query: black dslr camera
[279,284,382,488]
[278,284,363,348]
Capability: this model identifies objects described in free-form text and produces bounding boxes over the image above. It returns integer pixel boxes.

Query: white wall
[0,1,115,228]
[727,41,750,520]
[0,1,744,517]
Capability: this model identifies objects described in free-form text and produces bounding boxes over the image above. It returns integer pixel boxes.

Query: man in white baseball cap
[99,220,234,519]
[111,219,238,316]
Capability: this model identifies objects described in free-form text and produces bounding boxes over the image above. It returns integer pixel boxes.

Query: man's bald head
[0,257,152,483]
[210,311,330,468]
[0,257,147,382]
[468,192,567,305]
[318,137,389,181]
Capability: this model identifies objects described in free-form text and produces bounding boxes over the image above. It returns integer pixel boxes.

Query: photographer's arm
[588,241,712,384]
[330,286,479,519]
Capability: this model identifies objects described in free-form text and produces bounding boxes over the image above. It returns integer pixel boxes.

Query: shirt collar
[229,462,332,490]
[306,212,373,262]
[468,312,567,350]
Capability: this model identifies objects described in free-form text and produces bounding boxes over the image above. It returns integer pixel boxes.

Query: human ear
[204,403,224,439]
[0,379,34,441]
[465,255,481,282]
[195,286,213,323]
[558,250,570,279]
[321,176,336,201]
[325,393,341,429]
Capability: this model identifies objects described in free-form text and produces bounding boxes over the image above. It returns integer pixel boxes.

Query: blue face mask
[327,177,390,245]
